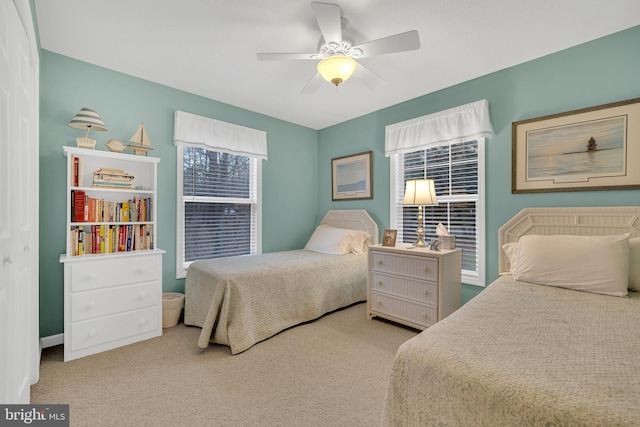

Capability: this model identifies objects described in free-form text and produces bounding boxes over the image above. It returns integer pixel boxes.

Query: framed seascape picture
[331,151,373,201]
[512,97,640,193]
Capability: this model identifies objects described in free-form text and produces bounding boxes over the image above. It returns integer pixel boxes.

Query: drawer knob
[377,301,382,306]
[139,318,147,326]
[377,280,384,287]
[138,292,147,300]
[87,273,96,280]
[3,255,13,265]
[88,329,96,338]
[87,302,96,309]
[377,260,383,265]
[136,268,146,274]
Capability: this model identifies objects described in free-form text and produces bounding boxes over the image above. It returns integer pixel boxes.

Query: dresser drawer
[370,273,437,304]
[70,306,159,352]
[370,251,438,281]
[369,293,437,328]
[71,282,159,322]
[70,255,160,292]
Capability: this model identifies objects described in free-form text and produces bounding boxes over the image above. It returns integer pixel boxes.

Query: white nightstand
[367,244,461,330]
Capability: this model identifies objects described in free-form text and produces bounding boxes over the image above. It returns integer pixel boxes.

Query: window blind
[402,140,480,269]
[182,147,257,262]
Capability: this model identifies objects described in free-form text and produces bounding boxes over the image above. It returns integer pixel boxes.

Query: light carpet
[31,303,418,427]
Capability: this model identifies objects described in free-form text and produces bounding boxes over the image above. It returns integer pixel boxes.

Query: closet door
[0,0,12,403]
[0,0,39,403]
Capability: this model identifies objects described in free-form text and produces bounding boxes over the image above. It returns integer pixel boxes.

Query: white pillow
[349,230,372,254]
[629,237,640,291]
[304,224,358,255]
[511,234,630,297]
[502,242,520,274]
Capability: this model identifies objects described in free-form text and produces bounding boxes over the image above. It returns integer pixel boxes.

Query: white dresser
[367,244,461,330]
[61,253,163,361]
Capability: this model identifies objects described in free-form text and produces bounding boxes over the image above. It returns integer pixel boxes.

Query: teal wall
[317,26,640,302]
[39,52,319,337]
[39,26,640,338]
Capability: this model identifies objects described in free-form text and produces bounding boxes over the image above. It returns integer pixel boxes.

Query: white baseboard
[40,333,63,349]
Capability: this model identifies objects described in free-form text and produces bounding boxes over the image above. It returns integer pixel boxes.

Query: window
[385,100,493,287]
[173,110,267,279]
[390,139,485,286]
[176,146,261,278]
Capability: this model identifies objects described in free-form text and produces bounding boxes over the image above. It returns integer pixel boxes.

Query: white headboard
[320,210,379,244]
[499,206,640,275]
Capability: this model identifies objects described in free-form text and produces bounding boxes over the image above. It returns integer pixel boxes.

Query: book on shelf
[131,196,139,222]
[71,190,87,222]
[99,225,106,253]
[92,167,134,189]
[77,226,84,256]
[71,155,84,187]
[122,201,130,222]
[70,228,78,256]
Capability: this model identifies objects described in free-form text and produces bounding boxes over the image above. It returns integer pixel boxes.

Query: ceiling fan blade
[352,61,386,90]
[257,53,317,61]
[301,72,325,94]
[311,2,342,45]
[352,30,420,58]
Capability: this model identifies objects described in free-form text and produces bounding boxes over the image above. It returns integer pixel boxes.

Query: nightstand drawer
[70,306,159,352]
[70,255,160,292]
[71,282,159,322]
[369,293,437,328]
[370,273,437,304]
[370,251,438,281]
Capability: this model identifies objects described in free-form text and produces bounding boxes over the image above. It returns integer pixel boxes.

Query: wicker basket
[162,292,185,328]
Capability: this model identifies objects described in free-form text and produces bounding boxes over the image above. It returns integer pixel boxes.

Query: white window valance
[174,110,268,160]
[384,99,493,156]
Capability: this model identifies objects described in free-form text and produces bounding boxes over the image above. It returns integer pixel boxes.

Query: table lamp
[69,108,108,149]
[403,179,438,247]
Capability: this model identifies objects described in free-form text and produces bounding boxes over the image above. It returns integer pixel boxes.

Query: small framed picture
[331,151,373,201]
[382,229,397,247]
[429,239,441,251]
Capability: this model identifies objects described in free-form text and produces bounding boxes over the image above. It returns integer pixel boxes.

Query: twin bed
[184,209,378,354]
[382,206,640,426]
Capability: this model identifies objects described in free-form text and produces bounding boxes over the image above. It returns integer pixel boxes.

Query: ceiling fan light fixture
[317,55,356,87]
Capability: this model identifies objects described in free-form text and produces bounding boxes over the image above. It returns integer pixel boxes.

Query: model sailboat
[127,123,154,156]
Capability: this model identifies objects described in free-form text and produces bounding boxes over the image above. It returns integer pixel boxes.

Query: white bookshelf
[59,146,165,361]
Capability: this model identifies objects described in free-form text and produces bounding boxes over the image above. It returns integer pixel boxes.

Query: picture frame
[512,97,640,193]
[382,229,397,247]
[331,151,373,201]
[429,239,441,251]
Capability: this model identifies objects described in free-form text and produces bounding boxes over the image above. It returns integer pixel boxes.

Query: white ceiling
[34,0,640,130]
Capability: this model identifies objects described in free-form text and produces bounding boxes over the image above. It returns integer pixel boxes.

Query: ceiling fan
[257,2,420,93]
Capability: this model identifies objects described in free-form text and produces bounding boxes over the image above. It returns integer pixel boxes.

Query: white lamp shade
[317,56,357,86]
[69,108,108,132]
[403,179,438,206]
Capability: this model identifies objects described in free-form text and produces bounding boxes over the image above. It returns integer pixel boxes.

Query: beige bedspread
[382,276,640,426]
[184,249,367,354]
